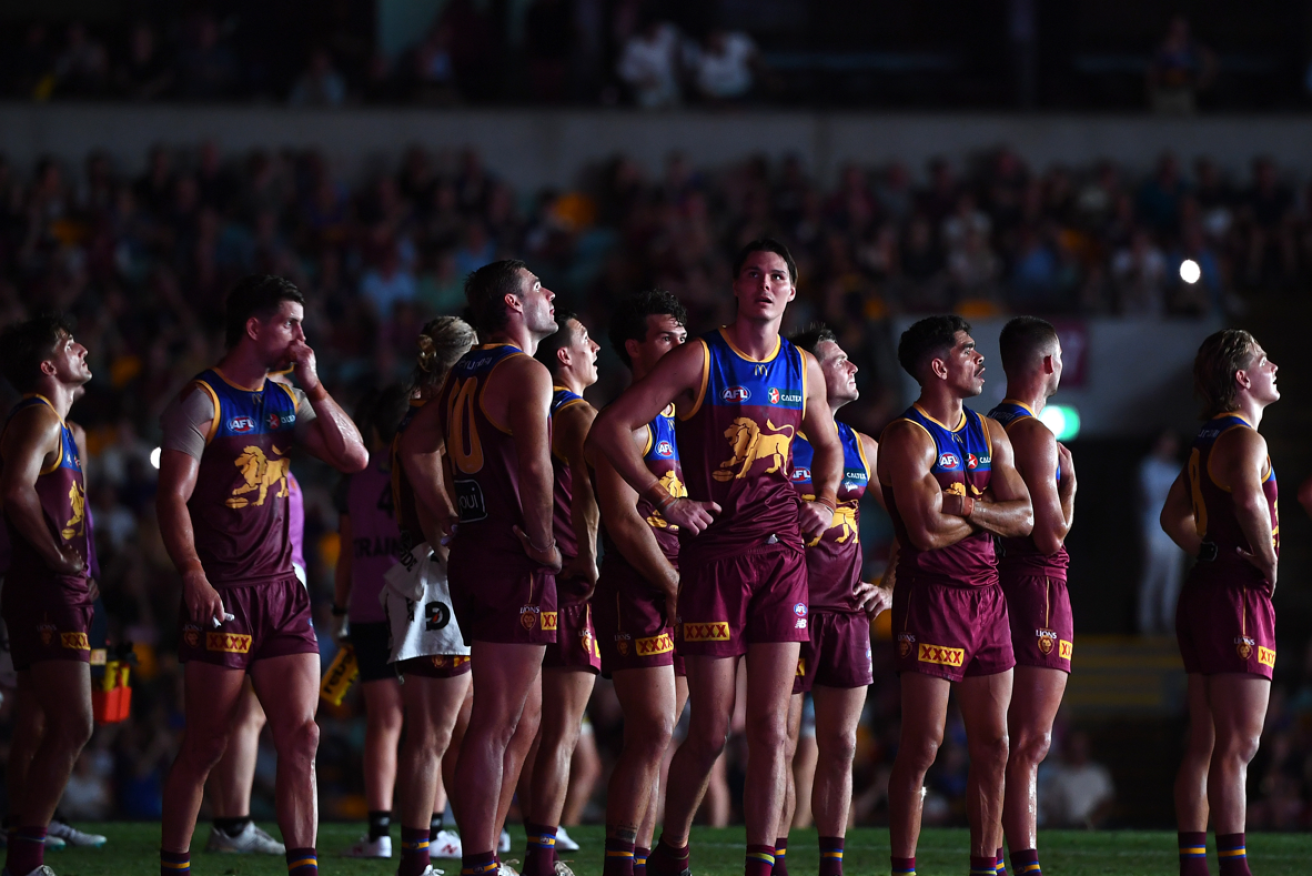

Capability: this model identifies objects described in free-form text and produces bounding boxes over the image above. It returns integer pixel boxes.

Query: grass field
[36,824,1312,876]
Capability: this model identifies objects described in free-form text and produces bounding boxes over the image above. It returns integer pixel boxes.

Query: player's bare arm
[797,349,841,540]
[557,400,601,591]
[854,431,894,619]
[587,340,719,533]
[1009,418,1075,555]
[157,448,226,627]
[0,406,84,575]
[1159,470,1202,557]
[878,419,975,551]
[287,338,369,473]
[397,401,458,548]
[498,355,563,570]
[1216,426,1278,590]
[950,416,1033,538]
[594,432,680,622]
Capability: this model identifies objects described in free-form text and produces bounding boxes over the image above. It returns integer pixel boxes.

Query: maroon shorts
[1176,568,1276,679]
[179,576,319,671]
[542,601,601,673]
[678,543,809,658]
[1,575,94,671]
[1000,571,1073,673]
[400,654,472,679]
[893,578,1014,682]
[595,559,676,677]
[793,610,874,694]
[448,557,557,646]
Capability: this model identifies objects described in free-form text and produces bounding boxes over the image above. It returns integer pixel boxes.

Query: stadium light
[1179,259,1201,284]
[1039,405,1081,441]
[150,447,161,469]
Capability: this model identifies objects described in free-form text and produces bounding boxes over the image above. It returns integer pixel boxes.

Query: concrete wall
[5,104,1312,190]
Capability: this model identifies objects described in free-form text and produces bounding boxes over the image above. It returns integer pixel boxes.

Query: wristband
[644,481,675,510]
[305,383,328,403]
[331,604,348,617]
[815,494,838,512]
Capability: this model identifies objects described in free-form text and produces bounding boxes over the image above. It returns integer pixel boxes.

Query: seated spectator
[948,227,1001,301]
[617,18,685,109]
[690,29,760,104]
[1042,731,1115,828]
[941,192,991,253]
[1136,152,1187,235]
[115,21,172,100]
[1240,156,1296,288]
[360,239,416,318]
[289,48,347,108]
[1147,15,1216,114]
[406,25,460,105]
[53,21,109,98]
[1111,228,1167,314]
[175,12,238,101]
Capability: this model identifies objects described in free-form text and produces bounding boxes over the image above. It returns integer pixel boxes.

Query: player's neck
[486,325,537,356]
[32,378,77,420]
[1003,380,1048,415]
[1231,395,1265,429]
[724,318,780,361]
[555,369,590,397]
[915,389,966,429]
[215,348,270,391]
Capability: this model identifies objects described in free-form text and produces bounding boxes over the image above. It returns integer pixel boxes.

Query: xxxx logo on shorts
[206,632,252,654]
[897,633,915,658]
[683,621,731,642]
[1258,646,1276,668]
[635,633,673,656]
[1235,636,1255,660]
[60,632,89,650]
[917,643,965,667]
[1035,628,1058,655]
[541,611,559,632]
[795,658,806,677]
[1059,640,1073,660]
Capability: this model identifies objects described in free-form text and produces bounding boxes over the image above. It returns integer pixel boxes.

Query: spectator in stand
[406,25,460,105]
[1192,156,1235,241]
[1136,429,1185,635]
[289,48,347,108]
[1146,15,1217,114]
[53,21,110,98]
[1111,228,1167,314]
[359,238,416,319]
[175,12,239,101]
[1042,731,1115,828]
[690,29,761,104]
[1241,156,1297,288]
[616,17,685,109]
[874,162,915,225]
[115,21,173,101]
[1136,152,1188,236]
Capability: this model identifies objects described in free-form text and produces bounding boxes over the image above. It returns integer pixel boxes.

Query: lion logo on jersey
[801,497,858,547]
[62,480,86,541]
[646,471,688,529]
[714,418,794,482]
[225,445,291,508]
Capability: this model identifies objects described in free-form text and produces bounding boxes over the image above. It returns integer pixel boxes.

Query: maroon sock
[819,836,844,876]
[462,850,500,876]
[970,854,998,875]
[650,837,690,876]
[160,848,190,876]
[891,856,916,875]
[995,847,1007,875]
[524,822,558,876]
[635,845,651,876]
[746,844,775,876]
[604,837,637,876]
[1010,848,1039,875]
[772,837,789,876]
[6,826,46,876]
[1179,831,1209,876]
[399,827,432,876]
[1217,832,1251,876]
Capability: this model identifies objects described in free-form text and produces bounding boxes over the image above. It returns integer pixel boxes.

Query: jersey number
[1187,447,1208,538]
[376,482,394,517]
[447,377,485,474]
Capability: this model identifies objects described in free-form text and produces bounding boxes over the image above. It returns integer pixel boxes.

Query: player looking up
[1160,330,1279,876]
[878,315,1032,876]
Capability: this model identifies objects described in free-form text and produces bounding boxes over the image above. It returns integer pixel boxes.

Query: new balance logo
[206,632,252,654]
[683,622,731,642]
[917,643,965,667]
[635,633,673,656]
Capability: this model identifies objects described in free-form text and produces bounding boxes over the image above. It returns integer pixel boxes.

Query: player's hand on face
[513,525,563,572]
[182,568,228,628]
[49,545,86,577]
[285,340,320,390]
[664,498,720,535]
[798,500,835,540]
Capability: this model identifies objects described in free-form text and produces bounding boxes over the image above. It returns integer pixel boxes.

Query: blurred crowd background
[3,0,1312,840]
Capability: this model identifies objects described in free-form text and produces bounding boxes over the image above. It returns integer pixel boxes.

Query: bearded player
[589,239,842,876]
[1161,330,1278,876]
[593,290,690,876]
[0,316,93,876]
[987,317,1077,876]
[879,315,1032,876]
[774,324,891,876]
[437,261,562,876]
[157,275,368,876]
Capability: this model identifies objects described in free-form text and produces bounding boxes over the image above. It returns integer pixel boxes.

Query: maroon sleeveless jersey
[883,404,998,588]
[186,369,300,587]
[599,404,685,569]
[677,328,807,559]
[1,395,90,594]
[790,422,871,612]
[1187,413,1279,587]
[987,399,1070,579]
[550,385,592,602]
[437,344,541,574]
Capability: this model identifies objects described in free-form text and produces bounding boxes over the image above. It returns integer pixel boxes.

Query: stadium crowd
[0,137,1303,828]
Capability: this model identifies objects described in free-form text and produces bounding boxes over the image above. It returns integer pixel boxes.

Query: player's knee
[48,705,94,753]
[968,730,1010,770]
[182,728,232,772]
[275,717,320,763]
[1219,728,1262,765]
[686,723,730,763]
[1012,726,1051,765]
[818,726,858,767]
[630,713,675,759]
[745,709,788,750]
[898,735,940,772]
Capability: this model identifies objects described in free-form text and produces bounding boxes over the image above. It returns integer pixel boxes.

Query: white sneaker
[430,829,462,859]
[417,867,446,876]
[554,828,579,852]
[3,866,59,876]
[497,863,519,876]
[47,820,106,848]
[553,860,577,876]
[340,834,391,858]
[205,821,286,854]
[498,830,511,853]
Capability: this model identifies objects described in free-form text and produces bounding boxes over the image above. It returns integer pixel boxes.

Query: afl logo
[967,453,978,470]
[228,417,255,433]
[656,440,673,457]
[938,453,959,469]
[793,603,808,618]
[791,468,811,481]
[723,385,751,402]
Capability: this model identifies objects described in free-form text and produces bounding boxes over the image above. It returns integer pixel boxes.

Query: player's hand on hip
[664,498,719,535]
[798,500,835,540]
[1236,546,1277,593]
[513,525,563,572]
[561,554,600,598]
[48,545,86,577]
[182,569,229,628]
[861,581,894,620]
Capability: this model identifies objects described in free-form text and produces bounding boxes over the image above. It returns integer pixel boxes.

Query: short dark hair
[897,315,972,382]
[608,289,688,369]
[0,315,75,393]
[733,237,797,285]
[789,322,837,357]
[534,311,579,378]
[1194,329,1258,418]
[465,259,528,336]
[223,275,305,348]
[998,316,1059,375]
